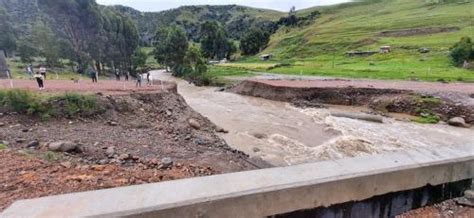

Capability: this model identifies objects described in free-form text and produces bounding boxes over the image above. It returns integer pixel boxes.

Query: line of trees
[0,0,143,76]
[153,26,208,84]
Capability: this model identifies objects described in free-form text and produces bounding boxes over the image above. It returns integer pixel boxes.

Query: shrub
[449,36,474,67]
[0,90,103,119]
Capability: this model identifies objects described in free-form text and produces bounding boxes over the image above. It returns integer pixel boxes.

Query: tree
[183,45,209,85]
[240,28,270,55]
[199,21,233,60]
[31,21,61,66]
[0,7,16,57]
[450,36,474,67]
[132,48,148,72]
[17,39,37,63]
[152,26,188,74]
[38,0,102,67]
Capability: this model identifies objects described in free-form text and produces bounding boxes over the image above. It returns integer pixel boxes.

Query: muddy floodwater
[152,71,474,167]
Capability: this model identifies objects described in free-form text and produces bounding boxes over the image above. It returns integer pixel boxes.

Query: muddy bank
[0,91,258,211]
[230,80,474,124]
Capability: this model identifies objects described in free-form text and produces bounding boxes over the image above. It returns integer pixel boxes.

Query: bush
[449,36,474,67]
[0,90,103,119]
[50,93,103,117]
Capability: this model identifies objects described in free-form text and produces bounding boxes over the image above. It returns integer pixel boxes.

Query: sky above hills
[96,0,350,12]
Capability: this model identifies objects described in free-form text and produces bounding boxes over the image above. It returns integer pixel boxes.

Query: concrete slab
[2,143,473,218]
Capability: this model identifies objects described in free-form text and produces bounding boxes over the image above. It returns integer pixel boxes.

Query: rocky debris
[15,138,26,143]
[448,117,468,128]
[188,118,201,130]
[118,153,131,161]
[253,133,267,139]
[253,147,261,153]
[60,161,73,169]
[107,121,118,126]
[215,87,226,92]
[215,126,229,133]
[331,112,384,123]
[291,99,326,109]
[159,157,173,169]
[105,146,115,157]
[48,141,82,153]
[25,140,40,148]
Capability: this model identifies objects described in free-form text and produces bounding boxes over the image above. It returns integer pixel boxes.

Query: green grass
[412,114,440,124]
[0,143,7,150]
[6,58,83,80]
[218,0,474,82]
[41,151,64,162]
[141,47,161,69]
[0,90,104,119]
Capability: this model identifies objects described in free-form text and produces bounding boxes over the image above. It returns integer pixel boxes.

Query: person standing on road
[39,65,47,80]
[34,71,44,90]
[26,64,33,78]
[88,66,98,83]
[136,73,142,87]
[146,71,151,85]
[115,69,120,81]
[125,71,129,81]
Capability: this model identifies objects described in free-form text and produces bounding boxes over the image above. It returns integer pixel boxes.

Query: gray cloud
[97,0,350,12]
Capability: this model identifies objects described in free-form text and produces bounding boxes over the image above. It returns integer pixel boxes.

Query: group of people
[19,64,152,90]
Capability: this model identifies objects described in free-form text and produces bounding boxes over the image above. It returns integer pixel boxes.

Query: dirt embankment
[0,91,257,211]
[230,80,474,123]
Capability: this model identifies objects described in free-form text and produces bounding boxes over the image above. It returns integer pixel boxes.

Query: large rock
[448,117,468,128]
[48,141,82,153]
[188,118,201,130]
[159,157,173,169]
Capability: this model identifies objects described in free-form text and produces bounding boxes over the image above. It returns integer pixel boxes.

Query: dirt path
[0,79,175,94]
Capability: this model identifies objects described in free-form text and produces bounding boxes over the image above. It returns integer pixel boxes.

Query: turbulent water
[152,70,474,167]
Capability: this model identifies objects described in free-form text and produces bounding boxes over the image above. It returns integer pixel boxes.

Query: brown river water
[152,70,474,167]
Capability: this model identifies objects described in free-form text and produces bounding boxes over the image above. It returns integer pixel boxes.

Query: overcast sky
[96,0,351,12]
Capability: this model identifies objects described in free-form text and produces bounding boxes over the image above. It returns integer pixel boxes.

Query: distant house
[208,60,220,65]
[260,54,273,61]
[380,46,391,53]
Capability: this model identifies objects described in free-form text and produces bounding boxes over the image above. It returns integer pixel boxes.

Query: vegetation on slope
[222,0,474,82]
[112,5,284,44]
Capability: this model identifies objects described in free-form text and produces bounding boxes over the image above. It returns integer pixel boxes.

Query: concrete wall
[2,143,473,218]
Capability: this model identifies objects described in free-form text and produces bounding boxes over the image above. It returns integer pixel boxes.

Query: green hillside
[112,5,284,43]
[222,0,474,81]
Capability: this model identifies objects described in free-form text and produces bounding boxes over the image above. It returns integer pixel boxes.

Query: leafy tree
[199,21,233,60]
[0,7,16,57]
[152,26,188,74]
[31,21,61,66]
[17,39,37,63]
[132,48,148,72]
[38,0,102,66]
[240,28,270,55]
[450,36,474,67]
[183,45,209,85]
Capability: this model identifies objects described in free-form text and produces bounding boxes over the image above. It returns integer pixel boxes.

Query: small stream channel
[152,70,474,167]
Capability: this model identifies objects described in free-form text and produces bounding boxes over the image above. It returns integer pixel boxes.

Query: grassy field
[6,58,82,80]
[215,0,474,82]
